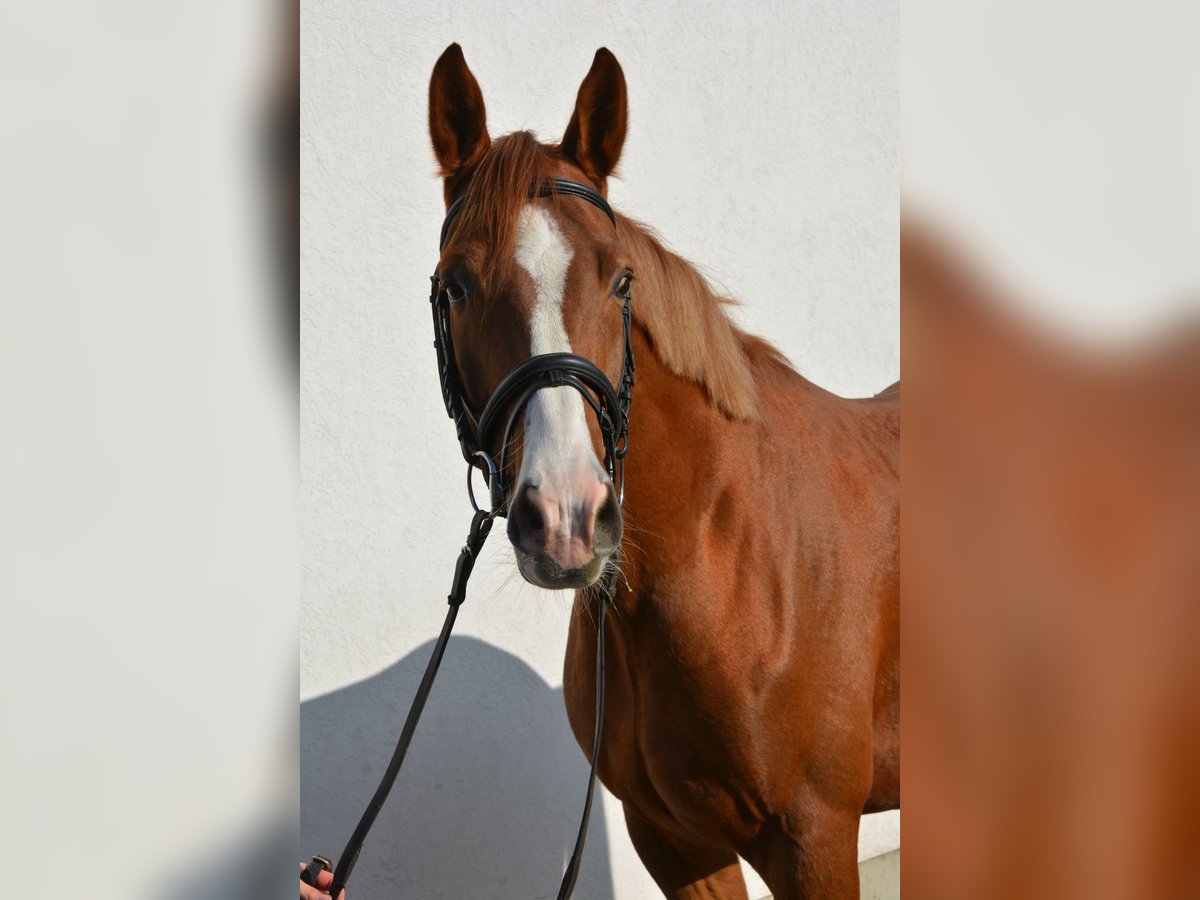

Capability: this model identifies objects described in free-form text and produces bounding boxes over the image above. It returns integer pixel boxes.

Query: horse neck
[614,322,763,597]
[607,226,831,609]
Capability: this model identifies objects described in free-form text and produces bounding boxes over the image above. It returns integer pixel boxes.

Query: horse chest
[564,610,775,843]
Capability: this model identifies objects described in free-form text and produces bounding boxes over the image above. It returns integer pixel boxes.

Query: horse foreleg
[741,807,861,900]
[623,805,750,900]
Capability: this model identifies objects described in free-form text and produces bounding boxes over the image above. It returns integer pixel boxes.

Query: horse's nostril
[593,485,623,552]
[507,483,546,552]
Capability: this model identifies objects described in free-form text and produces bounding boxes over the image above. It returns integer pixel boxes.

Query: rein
[307,178,635,900]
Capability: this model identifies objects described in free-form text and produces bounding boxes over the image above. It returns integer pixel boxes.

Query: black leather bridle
[308,177,635,900]
[431,176,635,509]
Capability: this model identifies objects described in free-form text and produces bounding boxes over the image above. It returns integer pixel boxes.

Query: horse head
[428,44,632,590]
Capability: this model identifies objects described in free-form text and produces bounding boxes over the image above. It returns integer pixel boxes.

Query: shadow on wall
[301,636,614,899]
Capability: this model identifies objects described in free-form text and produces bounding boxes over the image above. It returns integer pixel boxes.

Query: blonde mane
[617,217,780,421]
[454,132,779,422]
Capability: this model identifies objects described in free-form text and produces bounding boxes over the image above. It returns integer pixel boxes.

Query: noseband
[430,176,635,511]
[316,177,635,900]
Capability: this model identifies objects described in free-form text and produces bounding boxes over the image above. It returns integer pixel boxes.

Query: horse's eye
[444,280,468,305]
[612,271,633,298]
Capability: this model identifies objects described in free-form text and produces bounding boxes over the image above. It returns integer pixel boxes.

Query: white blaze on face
[513,205,605,499]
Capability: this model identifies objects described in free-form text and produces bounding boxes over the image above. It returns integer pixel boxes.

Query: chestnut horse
[428,44,899,899]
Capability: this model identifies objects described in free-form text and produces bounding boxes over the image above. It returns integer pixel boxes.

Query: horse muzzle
[508,477,622,589]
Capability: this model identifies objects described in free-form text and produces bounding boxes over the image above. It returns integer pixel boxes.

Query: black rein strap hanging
[326,507,496,898]
[311,177,635,900]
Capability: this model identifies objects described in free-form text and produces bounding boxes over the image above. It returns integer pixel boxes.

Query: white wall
[301,1,899,897]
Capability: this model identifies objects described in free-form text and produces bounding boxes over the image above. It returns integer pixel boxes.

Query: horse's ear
[560,48,627,190]
[429,43,490,184]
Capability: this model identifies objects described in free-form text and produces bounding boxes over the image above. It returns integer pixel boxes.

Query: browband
[439,177,617,250]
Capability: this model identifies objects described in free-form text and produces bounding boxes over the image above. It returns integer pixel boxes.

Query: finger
[299,861,341,898]
[314,870,345,899]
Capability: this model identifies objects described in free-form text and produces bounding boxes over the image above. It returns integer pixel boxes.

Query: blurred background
[903,0,1199,897]
[0,1,297,898]
[0,0,1195,898]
